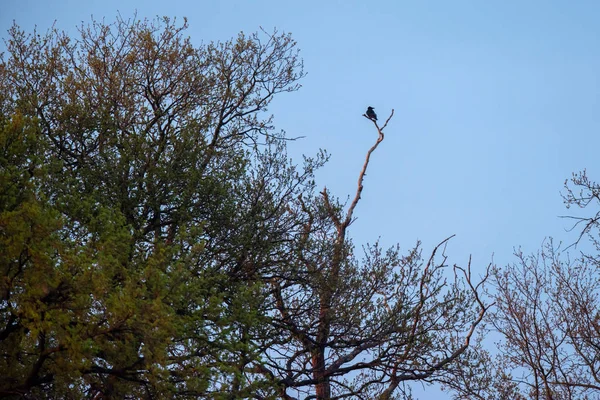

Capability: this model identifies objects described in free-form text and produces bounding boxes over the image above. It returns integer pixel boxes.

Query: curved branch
[344,109,395,228]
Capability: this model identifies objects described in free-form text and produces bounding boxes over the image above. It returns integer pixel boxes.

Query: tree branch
[345,109,395,228]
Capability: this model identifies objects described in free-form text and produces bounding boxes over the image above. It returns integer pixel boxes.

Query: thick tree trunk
[312,347,330,399]
[314,299,331,399]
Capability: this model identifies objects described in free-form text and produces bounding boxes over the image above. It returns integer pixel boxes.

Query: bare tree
[252,111,491,399]
[446,171,600,400]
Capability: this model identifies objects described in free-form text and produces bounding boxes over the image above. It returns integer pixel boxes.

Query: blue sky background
[3,1,600,398]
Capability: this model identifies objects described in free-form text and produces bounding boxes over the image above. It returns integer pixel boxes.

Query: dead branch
[344,109,395,228]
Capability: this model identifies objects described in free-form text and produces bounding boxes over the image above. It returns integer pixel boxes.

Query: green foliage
[0,13,488,400]
[0,15,304,399]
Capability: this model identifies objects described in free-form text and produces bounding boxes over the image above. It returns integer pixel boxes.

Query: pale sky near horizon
[3,1,600,398]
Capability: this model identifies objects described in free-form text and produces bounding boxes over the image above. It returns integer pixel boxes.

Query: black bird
[366,106,377,121]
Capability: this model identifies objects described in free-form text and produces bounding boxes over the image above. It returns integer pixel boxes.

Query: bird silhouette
[366,106,377,121]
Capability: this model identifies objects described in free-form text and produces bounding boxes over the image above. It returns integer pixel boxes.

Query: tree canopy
[0,14,533,400]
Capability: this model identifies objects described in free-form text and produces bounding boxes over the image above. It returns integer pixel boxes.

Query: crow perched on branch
[366,106,377,121]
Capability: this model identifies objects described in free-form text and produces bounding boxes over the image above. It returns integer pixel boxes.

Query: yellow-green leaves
[1,13,306,398]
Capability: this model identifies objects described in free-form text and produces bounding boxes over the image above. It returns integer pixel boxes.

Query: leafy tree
[1,14,491,400]
[0,15,305,398]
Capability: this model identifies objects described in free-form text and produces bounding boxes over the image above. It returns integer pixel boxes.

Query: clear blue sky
[3,1,600,398]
